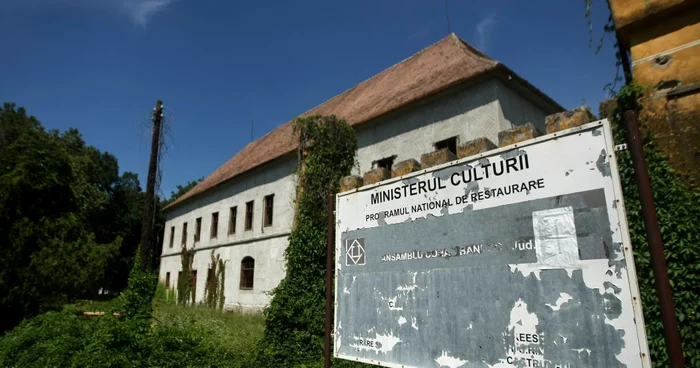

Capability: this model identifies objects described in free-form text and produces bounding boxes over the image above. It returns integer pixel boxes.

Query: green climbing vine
[610,84,700,367]
[177,243,196,306]
[204,250,227,310]
[256,115,361,367]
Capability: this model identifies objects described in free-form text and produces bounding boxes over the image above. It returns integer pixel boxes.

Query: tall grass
[0,285,264,368]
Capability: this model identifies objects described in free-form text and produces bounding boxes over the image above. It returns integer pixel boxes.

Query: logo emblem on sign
[345,238,365,265]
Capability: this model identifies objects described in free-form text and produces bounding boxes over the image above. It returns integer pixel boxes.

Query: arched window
[240,257,255,289]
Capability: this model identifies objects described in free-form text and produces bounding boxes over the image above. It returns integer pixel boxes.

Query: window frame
[210,212,219,239]
[239,257,255,290]
[181,222,188,246]
[228,206,237,235]
[434,136,458,156]
[263,194,274,227]
[191,270,198,301]
[195,217,202,242]
[374,155,396,171]
[169,226,175,248]
[245,201,254,231]
[165,272,170,288]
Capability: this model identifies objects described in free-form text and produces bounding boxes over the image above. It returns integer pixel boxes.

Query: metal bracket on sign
[615,143,628,151]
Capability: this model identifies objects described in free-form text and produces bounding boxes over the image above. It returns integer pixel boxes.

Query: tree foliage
[0,102,144,331]
[164,177,203,207]
[609,85,700,367]
[256,115,359,367]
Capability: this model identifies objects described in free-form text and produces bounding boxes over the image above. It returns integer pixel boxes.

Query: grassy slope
[0,298,265,368]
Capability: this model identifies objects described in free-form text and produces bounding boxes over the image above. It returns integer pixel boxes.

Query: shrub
[257,115,360,367]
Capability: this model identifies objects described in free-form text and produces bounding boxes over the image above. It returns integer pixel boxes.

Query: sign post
[333,120,651,368]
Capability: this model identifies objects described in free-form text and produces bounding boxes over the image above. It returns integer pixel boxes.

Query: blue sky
[0,0,618,198]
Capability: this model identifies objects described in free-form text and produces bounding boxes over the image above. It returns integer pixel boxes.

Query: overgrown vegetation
[177,242,197,306]
[0,103,148,331]
[609,84,700,367]
[256,115,360,367]
[0,281,263,368]
[204,250,227,310]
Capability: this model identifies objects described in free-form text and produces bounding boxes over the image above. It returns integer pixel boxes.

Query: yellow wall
[628,6,700,87]
[610,0,700,186]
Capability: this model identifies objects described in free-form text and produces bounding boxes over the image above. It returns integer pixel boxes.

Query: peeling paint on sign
[334,120,650,368]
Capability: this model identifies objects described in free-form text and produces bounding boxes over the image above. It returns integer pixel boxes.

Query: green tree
[0,103,139,331]
[164,177,203,206]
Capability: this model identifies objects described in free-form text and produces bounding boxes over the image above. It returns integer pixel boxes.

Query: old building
[608,0,700,185]
[159,34,564,310]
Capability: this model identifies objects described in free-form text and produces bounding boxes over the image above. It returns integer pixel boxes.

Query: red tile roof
[165,34,560,210]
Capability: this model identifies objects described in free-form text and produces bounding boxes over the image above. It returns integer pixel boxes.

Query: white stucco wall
[353,79,552,173]
[159,78,557,310]
[159,156,296,310]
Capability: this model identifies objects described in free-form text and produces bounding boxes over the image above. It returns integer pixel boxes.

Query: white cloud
[475,14,497,51]
[4,0,179,27]
[124,0,179,27]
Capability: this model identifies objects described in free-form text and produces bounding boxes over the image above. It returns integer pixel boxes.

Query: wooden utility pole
[139,100,164,271]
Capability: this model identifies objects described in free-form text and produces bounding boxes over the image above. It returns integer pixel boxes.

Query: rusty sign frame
[333,120,651,368]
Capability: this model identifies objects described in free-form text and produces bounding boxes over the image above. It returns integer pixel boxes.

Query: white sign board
[334,120,650,368]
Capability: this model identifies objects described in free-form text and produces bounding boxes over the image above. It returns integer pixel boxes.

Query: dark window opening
[240,257,255,289]
[375,156,395,171]
[191,270,197,301]
[195,217,202,242]
[245,201,254,230]
[229,206,237,235]
[165,272,170,288]
[210,212,219,239]
[169,226,174,248]
[264,195,274,227]
[435,136,458,156]
[181,222,188,246]
[206,267,215,289]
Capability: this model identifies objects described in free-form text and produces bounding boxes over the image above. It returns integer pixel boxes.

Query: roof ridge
[165,33,561,211]
[450,33,499,67]
[296,34,457,119]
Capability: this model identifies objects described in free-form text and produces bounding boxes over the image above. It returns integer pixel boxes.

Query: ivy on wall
[177,243,196,306]
[256,115,363,367]
[204,250,226,310]
[609,84,700,367]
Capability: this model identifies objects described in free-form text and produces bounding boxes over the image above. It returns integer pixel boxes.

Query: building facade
[609,0,700,185]
[159,34,563,311]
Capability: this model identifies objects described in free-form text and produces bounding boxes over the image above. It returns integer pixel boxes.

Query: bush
[0,303,264,368]
[257,115,361,367]
[0,311,95,367]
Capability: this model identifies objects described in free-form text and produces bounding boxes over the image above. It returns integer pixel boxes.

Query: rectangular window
[210,212,219,239]
[435,136,458,156]
[195,217,202,242]
[169,226,174,248]
[240,257,255,289]
[181,222,188,246]
[374,156,395,171]
[165,272,170,288]
[229,206,237,235]
[206,268,215,291]
[264,195,274,227]
[245,201,254,230]
[191,270,197,301]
